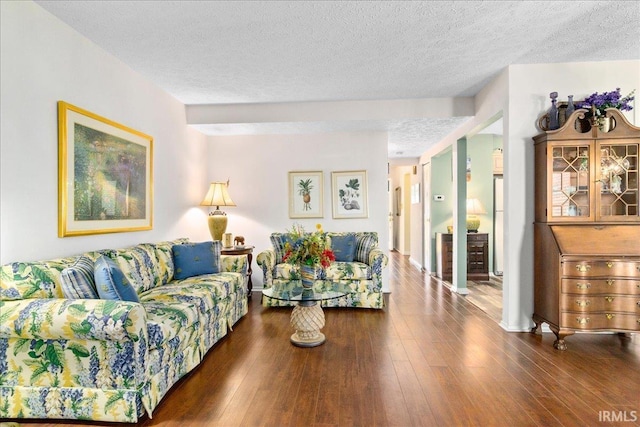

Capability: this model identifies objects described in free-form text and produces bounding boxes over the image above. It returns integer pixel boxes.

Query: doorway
[462,116,504,323]
[422,162,431,273]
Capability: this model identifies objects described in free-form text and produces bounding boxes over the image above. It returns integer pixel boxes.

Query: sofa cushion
[172,241,220,280]
[274,263,305,280]
[330,234,356,262]
[94,256,140,302]
[148,239,184,285]
[0,257,75,300]
[112,244,160,294]
[142,300,201,351]
[355,233,378,263]
[60,256,99,299]
[270,233,293,264]
[324,261,371,280]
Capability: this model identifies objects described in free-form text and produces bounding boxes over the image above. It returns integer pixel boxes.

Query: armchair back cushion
[329,234,356,262]
[269,233,293,264]
[355,233,378,263]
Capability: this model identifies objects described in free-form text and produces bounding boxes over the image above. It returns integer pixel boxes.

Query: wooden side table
[221,246,255,297]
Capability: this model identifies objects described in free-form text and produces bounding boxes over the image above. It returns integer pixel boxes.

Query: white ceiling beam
[186,98,474,125]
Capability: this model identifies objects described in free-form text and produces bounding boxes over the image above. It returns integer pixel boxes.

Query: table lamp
[200,181,236,241]
[466,198,486,233]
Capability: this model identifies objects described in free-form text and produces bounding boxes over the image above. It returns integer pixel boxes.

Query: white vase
[599,116,611,133]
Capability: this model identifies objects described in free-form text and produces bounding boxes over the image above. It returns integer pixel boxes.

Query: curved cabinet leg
[553,335,567,351]
[530,319,542,334]
[550,327,574,351]
[530,314,544,334]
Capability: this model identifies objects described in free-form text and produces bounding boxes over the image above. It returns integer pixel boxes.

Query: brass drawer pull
[606,279,615,286]
[606,314,615,320]
[604,296,614,303]
[576,317,590,325]
[576,300,591,307]
[606,261,614,268]
[576,282,591,290]
[576,264,591,273]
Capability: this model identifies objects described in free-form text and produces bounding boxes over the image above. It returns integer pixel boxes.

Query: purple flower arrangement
[580,88,635,116]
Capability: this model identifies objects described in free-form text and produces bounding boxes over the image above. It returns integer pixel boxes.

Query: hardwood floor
[461,275,503,323]
[12,252,640,427]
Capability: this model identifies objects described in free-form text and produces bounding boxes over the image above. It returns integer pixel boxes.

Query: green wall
[429,134,501,274]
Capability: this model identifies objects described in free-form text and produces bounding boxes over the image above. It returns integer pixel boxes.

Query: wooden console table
[435,233,489,281]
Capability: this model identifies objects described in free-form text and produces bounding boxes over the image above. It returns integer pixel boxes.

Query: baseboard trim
[451,285,470,295]
[408,257,422,271]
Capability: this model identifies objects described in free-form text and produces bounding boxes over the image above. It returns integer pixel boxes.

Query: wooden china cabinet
[531,108,640,350]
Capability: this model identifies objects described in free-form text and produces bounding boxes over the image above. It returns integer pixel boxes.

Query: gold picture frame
[331,170,368,219]
[288,171,324,218]
[58,101,153,237]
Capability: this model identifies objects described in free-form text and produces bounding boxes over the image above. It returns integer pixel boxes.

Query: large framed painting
[288,171,323,218]
[58,101,153,237]
[331,170,368,219]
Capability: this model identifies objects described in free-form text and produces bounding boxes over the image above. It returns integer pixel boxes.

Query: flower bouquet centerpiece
[580,88,635,131]
[283,223,335,288]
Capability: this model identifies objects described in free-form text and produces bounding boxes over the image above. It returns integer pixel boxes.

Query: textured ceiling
[35,1,640,158]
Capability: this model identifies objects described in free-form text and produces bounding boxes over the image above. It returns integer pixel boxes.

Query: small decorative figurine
[234,236,245,246]
[549,92,559,130]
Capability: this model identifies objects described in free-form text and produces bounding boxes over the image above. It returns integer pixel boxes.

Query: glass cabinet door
[597,141,639,220]
[549,144,591,220]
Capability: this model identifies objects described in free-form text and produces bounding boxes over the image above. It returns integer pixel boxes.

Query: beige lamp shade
[200,182,236,241]
[466,198,486,233]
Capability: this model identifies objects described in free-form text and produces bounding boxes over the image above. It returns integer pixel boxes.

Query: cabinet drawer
[467,234,488,243]
[561,312,640,331]
[562,260,640,277]
[560,294,640,313]
[561,278,640,295]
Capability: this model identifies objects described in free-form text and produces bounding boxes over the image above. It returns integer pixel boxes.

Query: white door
[494,177,504,275]
[388,179,394,250]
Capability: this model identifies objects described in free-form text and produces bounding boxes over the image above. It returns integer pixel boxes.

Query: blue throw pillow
[331,234,356,262]
[94,255,140,302]
[172,241,220,280]
[61,255,99,299]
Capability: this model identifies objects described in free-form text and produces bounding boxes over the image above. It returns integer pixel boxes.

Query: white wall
[1,1,209,264]
[417,60,639,332]
[505,60,639,331]
[206,131,390,290]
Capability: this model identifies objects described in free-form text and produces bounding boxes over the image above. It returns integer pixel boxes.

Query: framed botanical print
[58,101,153,237]
[288,171,323,218]
[331,170,368,219]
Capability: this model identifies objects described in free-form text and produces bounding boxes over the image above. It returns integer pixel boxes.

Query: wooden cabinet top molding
[534,108,640,143]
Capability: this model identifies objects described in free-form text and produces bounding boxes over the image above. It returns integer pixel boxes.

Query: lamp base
[466,215,480,233]
[207,212,227,241]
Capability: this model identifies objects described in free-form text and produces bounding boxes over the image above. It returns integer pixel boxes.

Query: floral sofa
[0,238,248,423]
[257,231,388,308]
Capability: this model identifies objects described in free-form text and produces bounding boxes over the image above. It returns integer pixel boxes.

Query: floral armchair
[257,231,388,309]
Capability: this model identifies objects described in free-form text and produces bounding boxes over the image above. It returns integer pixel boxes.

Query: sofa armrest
[369,248,389,272]
[0,298,146,342]
[220,254,248,274]
[0,298,151,418]
[256,249,276,288]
